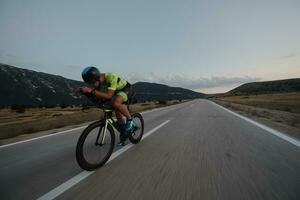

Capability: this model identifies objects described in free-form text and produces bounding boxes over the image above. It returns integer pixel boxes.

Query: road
[0,100,299,200]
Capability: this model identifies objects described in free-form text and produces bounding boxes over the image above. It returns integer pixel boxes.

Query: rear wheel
[128,113,144,144]
[76,121,115,171]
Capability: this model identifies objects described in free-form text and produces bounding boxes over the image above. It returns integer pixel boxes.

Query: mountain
[133,82,206,102]
[0,63,206,107]
[226,78,300,96]
[0,63,84,106]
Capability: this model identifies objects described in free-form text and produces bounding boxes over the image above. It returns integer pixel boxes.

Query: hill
[226,78,300,96]
[133,82,206,102]
[0,63,206,107]
[0,63,84,106]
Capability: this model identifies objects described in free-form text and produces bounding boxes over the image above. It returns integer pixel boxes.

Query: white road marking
[0,105,174,149]
[140,107,168,114]
[140,103,184,114]
[37,120,171,200]
[0,126,87,149]
[108,119,170,163]
[210,101,300,148]
[37,171,93,200]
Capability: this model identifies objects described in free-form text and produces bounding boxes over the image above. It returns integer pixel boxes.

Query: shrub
[10,104,26,113]
[59,103,68,109]
[52,113,63,117]
[44,104,56,108]
[158,100,167,105]
[129,97,138,104]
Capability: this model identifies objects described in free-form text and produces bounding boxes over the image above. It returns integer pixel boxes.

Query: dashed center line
[37,120,171,200]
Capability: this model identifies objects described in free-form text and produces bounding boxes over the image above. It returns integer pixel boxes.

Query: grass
[0,100,188,140]
[212,92,300,114]
[0,107,101,140]
[212,93,300,136]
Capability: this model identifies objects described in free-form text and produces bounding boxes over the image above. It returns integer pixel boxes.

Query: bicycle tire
[76,121,115,171]
[128,113,144,144]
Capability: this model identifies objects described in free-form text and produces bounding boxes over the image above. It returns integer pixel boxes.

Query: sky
[0,0,300,93]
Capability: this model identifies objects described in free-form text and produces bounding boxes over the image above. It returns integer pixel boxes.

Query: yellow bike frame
[100,115,114,145]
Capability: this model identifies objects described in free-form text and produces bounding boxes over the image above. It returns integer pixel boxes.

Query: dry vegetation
[0,107,101,140]
[214,92,300,113]
[0,100,186,140]
[212,92,300,139]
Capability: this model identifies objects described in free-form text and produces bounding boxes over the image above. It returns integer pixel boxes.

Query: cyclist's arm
[93,89,115,99]
[92,73,118,99]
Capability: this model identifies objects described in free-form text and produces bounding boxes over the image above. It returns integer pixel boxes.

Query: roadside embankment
[212,92,300,140]
[0,100,187,143]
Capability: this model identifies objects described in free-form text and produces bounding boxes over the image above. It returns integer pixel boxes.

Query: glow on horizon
[0,0,299,93]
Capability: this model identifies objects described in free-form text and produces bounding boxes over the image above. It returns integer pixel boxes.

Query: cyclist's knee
[112,97,122,108]
[115,110,123,118]
[112,100,119,108]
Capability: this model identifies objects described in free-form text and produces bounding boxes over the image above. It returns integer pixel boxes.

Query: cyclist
[79,66,134,146]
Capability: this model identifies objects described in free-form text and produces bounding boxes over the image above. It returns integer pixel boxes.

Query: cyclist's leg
[115,109,126,146]
[112,93,135,133]
[115,110,125,125]
[113,95,130,146]
[112,93,131,120]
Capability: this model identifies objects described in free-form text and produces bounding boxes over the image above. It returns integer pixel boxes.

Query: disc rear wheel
[128,113,144,144]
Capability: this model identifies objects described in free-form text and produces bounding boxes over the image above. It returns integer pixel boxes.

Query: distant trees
[158,100,167,105]
[10,104,26,113]
[130,97,138,104]
[59,103,68,109]
[43,104,56,108]
[9,103,73,111]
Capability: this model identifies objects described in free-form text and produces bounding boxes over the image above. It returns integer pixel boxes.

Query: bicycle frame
[96,109,124,146]
[76,89,144,171]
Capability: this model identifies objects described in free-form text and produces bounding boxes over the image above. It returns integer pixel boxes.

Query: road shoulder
[212,100,300,140]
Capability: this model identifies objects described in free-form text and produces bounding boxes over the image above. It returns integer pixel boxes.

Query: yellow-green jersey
[99,72,127,91]
[99,72,130,102]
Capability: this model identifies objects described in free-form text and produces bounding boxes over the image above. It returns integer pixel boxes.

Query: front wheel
[76,121,115,171]
[128,113,144,144]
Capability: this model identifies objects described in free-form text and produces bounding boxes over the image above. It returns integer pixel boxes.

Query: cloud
[0,52,19,59]
[126,72,261,90]
[0,51,19,59]
[279,53,297,60]
[5,53,18,58]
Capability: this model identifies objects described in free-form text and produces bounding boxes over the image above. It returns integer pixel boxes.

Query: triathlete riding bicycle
[79,66,135,146]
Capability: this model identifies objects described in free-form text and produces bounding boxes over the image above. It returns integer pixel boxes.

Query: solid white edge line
[0,126,88,149]
[210,101,300,148]
[37,171,93,200]
[37,120,170,200]
[0,104,174,149]
[107,120,170,163]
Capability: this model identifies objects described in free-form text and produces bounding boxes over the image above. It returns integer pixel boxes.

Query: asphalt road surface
[0,100,299,200]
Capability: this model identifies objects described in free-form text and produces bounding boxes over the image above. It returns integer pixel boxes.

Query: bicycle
[76,90,144,171]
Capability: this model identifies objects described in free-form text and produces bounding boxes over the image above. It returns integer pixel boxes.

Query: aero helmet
[81,66,100,83]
